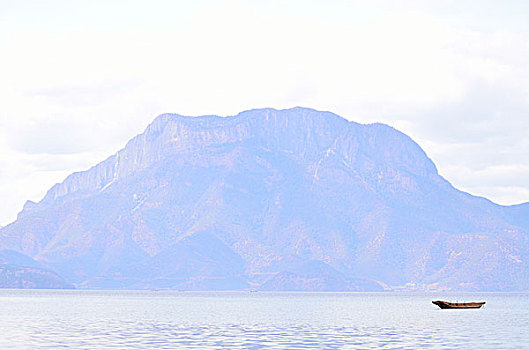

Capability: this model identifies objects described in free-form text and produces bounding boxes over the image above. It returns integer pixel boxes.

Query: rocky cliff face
[1,107,527,291]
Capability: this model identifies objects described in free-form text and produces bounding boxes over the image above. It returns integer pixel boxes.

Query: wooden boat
[432,300,485,309]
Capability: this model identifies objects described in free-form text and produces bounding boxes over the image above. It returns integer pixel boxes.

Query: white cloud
[1,0,528,224]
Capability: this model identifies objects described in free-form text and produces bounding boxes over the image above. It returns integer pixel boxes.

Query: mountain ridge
[31,108,438,209]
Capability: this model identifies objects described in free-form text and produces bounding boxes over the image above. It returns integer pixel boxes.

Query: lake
[0,290,527,349]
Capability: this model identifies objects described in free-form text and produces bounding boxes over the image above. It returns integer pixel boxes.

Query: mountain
[0,249,73,289]
[260,260,383,291]
[0,107,527,291]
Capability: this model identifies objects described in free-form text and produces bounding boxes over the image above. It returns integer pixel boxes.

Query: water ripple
[0,291,527,349]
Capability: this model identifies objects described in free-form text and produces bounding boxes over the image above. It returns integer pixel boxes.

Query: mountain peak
[37,107,436,207]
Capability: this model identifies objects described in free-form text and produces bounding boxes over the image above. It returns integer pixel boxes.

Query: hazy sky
[1,0,529,225]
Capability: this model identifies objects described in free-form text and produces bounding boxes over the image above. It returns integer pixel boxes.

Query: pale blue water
[0,290,527,349]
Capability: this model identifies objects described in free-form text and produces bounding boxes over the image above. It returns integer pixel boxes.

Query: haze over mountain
[1,107,527,291]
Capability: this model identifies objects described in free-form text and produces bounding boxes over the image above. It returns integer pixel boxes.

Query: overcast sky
[1,0,528,225]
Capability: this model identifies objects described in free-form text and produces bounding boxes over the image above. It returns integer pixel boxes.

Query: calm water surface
[0,290,527,349]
